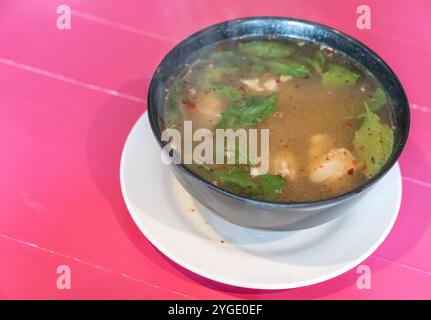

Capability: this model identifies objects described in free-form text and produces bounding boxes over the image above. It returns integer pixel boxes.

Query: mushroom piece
[269,150,297,180]
[309,148,356,184]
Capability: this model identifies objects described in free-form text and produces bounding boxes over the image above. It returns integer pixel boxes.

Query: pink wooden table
[1,0,430,299]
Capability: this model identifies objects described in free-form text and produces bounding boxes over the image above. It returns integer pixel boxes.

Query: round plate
[120,113,402,290]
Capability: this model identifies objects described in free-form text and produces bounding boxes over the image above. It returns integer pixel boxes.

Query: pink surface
[0,0,430,299]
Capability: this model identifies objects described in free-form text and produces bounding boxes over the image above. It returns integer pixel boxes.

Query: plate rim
[120,113,402,290]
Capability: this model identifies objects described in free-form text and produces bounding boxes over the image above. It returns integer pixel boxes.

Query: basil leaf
[238,41,295,58]
[213,166,260,193]
[312,50,325,74]
[216,94,278,129]
[209,83,243,104]
[257,174,286,201]
[200,65,245,104]
[348,88,389,119]
[265,60,310,78]
[208,51,240,64]
[322,65,360,86]
[212,166,286,201]
[250,63,266,76]
[303,50,325,74]
[368,87,388,112]
[165,76,182,126]
[353,103,394,178]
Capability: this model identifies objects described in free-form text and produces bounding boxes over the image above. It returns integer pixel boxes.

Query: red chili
[182,100,196,109]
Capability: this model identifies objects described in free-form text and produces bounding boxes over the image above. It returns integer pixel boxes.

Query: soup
[162,38,395,202]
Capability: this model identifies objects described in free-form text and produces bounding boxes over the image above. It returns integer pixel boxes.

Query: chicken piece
[269,150,297,179]
[279,75,292,82]
[308,134,331,160]
[309,148,356,183]
[263,78,278,91]
[241,76,279,93]
[241,78,264,92]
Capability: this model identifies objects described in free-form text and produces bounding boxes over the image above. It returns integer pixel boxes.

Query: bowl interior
[147,17,409,207]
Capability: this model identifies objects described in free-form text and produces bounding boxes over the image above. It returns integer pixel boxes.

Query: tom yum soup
[162,38,395,203]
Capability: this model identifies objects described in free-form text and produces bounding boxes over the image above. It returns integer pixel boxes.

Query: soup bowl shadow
[147,17,410,230]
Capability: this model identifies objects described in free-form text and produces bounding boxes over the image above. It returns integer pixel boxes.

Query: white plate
[120,113,402,290]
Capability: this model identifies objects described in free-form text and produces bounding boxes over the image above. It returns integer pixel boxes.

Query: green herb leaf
[250,63,266,76]
[223,138,254,167]
[212,166,286,201]
[238,41,295,58]
[347,88,389,120]
[208,51,239,64]
[210,83,244,104]
[353,103,394,178]
[257,174,286,200]
[322,65,360,86]
[216,94,278,129]
[200,65,245,104]
[311,50,325,74]
[213,166,259,193]
[368,87,388,112]
[165,76,182,126]
[265,60,310,78]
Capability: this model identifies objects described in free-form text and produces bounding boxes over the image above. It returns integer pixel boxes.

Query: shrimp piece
[309,148,356,183]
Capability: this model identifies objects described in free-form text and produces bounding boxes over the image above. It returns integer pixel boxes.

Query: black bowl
[147,17,409,230]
